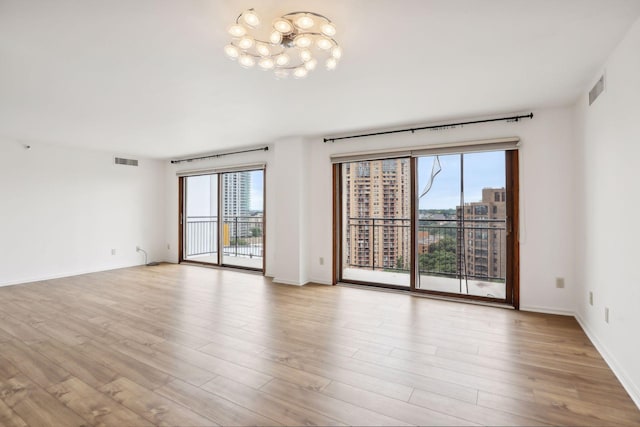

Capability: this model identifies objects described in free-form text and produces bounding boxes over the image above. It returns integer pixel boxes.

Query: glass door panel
[417,151,507,300]
[341,159,411,287]
[184,174,218,264]
[221,170,264,270]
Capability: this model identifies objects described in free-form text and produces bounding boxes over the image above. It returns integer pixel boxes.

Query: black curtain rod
[170,146,269,164]
[323,113,534,143]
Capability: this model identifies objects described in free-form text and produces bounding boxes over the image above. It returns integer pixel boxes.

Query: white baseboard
[0,262,145,288]
[575,314,640,409]
[272,277,303,286]
[307,277,332,285]
[519,305,575,316]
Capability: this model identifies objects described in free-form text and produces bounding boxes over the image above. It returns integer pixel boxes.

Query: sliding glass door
[417,151,508,299]
[184,174,219,264]
[181,168,265,272]
[340,159,411,288]
[336,150,518,306]
[221,170,264,269]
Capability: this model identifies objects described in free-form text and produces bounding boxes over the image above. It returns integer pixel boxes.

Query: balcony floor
[343,268,505,299]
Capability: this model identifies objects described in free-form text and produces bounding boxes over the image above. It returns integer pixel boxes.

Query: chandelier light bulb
[294,35,312,48]
[242,9,260,27]
[258,58,275,70]
[316,37,333,50]
[275,53,290,66]
[239,55,255,68]
[224,44,240,59]
[299,49,312,62]
[326,57,337,70]
[269,30,283,45]
[304,58,318,70]
[237,36,254,50]
[293,67,308,78]
[294,15,315,30]
[256,43,271,57]
[228,24,247,38]
[273,19,293,34]
[321,23,336,37]
[332,46,342,59]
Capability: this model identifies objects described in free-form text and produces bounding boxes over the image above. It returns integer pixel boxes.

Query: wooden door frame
[178,176,185,263]
[506,150,520,309]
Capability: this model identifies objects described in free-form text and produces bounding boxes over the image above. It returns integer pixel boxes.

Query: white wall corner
[575,314,640,409]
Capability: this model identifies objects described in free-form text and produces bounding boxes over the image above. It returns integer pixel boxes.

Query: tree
[428,237,456,254]
[420,251,457,274]
[420,237,457,275]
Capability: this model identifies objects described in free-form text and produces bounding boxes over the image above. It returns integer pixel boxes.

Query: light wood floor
[0,264,638,426]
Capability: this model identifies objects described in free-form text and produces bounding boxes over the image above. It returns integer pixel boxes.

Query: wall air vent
[589,74,605,106]
[114,157,139,166]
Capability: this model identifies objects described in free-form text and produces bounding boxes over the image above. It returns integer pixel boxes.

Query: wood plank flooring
[0,263,638,426]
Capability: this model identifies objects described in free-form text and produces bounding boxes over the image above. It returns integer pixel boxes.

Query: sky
[249,170,263,211]
[418,151,505,209]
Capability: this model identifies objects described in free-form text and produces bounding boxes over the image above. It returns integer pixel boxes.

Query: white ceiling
[1,0,639,159]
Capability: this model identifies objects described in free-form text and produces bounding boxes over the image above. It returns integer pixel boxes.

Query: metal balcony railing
[185,216,263,259]
[345,217,506,281]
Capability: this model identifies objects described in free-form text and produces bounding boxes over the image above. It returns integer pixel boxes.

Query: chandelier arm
[294,32,339,47]
[281,11,334,23]
[229,42,287,56]
[275,62,307,70]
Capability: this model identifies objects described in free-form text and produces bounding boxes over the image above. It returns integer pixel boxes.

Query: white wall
[573,16,640,407]
[0,138,165,286]
[307,108,577,313]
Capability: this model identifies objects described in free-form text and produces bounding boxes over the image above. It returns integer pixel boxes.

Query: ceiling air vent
[589,75,605,106]
[114,157,138,166]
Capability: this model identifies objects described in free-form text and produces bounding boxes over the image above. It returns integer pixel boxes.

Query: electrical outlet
[319,257,324,265]
[605,307,609,323]
[111,249,116,255]
[136,246,140,252]
[589,291,593,306]
[555,277,565,288]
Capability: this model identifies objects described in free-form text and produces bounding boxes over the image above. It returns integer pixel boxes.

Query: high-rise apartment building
[222,172,251,218]
[223,172,251,237]
[457,188,507,281]
[343,159,411,271]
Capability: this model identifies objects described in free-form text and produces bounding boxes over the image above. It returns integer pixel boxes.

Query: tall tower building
[457,187,507,281]
[344,159,411,271]
[223,172,251,236]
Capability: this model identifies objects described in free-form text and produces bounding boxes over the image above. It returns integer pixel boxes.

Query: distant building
[456,188,507,280]
[223,172,251,237]
[344,159,411,271]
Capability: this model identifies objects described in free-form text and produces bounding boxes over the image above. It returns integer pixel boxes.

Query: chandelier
[224,9,342,79]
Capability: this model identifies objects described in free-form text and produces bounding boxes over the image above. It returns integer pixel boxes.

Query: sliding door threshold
[337,281,515,310]
[180,261,264,275]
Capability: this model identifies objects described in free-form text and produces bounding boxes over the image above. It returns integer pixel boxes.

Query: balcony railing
[345,217,506,281]
[185,216,263,259]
